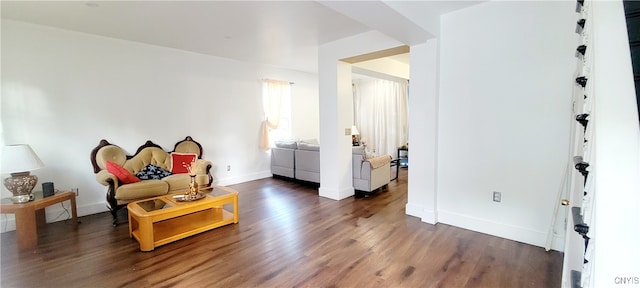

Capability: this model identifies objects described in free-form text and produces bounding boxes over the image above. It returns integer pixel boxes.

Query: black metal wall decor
[576,45,587,57]
[575,161,590,185]
[622,1,640,124]
[576,0,585,12]
[576,113,589,131]
[570,1,596,286]
[576,76,588,88]
[576,19,586,34]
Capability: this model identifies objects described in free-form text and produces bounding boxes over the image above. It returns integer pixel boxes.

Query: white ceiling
[1,1,481,73]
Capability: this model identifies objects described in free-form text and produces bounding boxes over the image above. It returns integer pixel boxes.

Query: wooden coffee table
[127,186,238,251]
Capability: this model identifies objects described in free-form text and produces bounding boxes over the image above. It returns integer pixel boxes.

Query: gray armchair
[352,146,391,197]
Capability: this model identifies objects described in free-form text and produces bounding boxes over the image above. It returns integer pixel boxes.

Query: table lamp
[2,144,44,203]
[351,126,360,146]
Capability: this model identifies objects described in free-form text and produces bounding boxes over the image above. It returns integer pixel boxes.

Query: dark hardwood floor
[0,169,563,287]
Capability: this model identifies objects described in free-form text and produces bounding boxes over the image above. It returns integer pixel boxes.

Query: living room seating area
[90,136,213,225]
[271,141,391,195]
[0,173,563,287]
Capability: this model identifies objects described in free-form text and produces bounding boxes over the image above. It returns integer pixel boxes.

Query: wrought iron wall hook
[576,76,588,88]
[571,206,590,236]
[575,223,590,236]
[575,161,590,185]
[576,0,585,12]
[576,113,589,130]
[575,162,589,174]
[576,19,586,34]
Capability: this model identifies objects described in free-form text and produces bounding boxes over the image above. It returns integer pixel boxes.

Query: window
[260,79,292,150]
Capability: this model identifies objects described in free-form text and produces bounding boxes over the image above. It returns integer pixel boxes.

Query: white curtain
[260,79,291,150]
[353,78,409,158]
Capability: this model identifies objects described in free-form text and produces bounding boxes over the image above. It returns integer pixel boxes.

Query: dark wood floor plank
[1,169,562,287]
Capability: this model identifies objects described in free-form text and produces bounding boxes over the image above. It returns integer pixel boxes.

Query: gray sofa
[270,140,320,183]
[294,142,321,183]
[270,145,296,178]
[270,141,390,194]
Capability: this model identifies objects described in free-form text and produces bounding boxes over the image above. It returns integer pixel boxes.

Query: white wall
[318,31,404,200]
[0,20,319,230]
[590,1,640,285]
[406,39,439,224]
[437,1,576,249]
[291,79,320,142]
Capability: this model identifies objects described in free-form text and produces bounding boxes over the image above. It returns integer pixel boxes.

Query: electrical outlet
[493,191,501,202]
[227,165,231,172]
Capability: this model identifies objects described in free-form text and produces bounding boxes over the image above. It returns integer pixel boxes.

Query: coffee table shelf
[128,186,238,251]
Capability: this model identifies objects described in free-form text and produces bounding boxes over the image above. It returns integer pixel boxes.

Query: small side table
[0,191,79,250]
[397,146,409,167]
[390,158,401,181]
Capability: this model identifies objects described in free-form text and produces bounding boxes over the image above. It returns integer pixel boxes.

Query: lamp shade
[351,126,360,136]
[1,144,44,174]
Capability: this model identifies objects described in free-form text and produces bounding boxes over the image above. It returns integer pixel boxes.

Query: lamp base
[4,172,38,204]
[352,135,360,146]
[11,194,31,203]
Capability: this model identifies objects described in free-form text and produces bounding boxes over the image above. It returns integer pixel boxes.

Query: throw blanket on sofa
[367,155,392,169]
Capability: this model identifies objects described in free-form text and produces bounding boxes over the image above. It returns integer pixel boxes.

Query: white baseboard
[422,209,438,224]
[1,216,17,232]
[318,186,354,200]
[405,202,423,218]
[1,171,273,233]
[337,186,355,200]
[550,233,565,252]
[405,203,565,251]
[79,202,110,216]
[438,209,555,250]
[0,201,108,233]
[215,170,271,186]
[405,202,438,224]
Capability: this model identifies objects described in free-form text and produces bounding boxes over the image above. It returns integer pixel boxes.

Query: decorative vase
[188,175,199,199]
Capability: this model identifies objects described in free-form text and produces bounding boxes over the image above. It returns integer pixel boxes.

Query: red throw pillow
[171,153,197,174]
[106,161,141,184]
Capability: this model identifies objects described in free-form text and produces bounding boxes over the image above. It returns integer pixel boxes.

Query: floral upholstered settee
[90,136,212,225]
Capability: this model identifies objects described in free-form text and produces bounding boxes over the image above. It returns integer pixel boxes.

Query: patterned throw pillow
[136,164,172,180]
